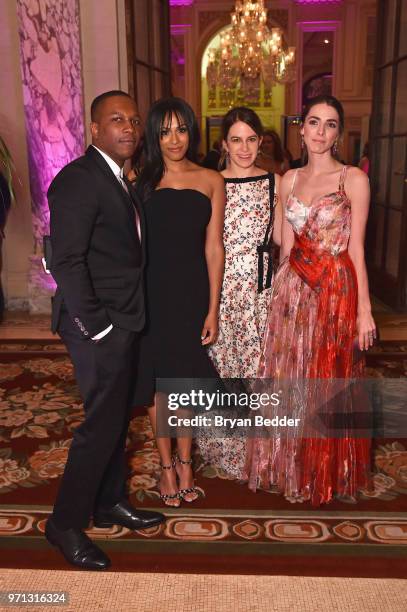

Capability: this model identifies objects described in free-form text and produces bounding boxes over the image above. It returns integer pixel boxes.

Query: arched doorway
[200,26,286,153]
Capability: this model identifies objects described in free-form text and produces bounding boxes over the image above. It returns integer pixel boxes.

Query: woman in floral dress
[196,107,281,477]
[244,95,375,505]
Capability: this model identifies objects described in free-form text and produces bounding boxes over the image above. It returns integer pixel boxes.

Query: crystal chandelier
[207,1,296,106]
[230,0,268,79]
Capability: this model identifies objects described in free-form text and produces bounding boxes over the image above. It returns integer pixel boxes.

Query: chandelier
[206,1,296,106]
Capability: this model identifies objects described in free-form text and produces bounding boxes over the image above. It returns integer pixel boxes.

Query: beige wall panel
[80,0,128,144]
[0,0,33,308]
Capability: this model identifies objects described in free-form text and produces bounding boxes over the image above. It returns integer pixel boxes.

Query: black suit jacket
[48,145,146,336]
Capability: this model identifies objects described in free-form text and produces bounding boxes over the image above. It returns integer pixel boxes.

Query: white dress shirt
[92,145,141,238]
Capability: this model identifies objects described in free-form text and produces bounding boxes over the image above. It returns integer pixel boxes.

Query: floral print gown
[244,166,371,505]
[210,174,276,377]
[197,174,276,477]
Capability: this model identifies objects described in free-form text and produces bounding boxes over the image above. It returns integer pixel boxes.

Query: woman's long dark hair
[137,97,200,201]
[301,94,345,163]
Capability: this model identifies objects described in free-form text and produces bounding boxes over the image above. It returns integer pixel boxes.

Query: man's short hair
[90,90,132,122]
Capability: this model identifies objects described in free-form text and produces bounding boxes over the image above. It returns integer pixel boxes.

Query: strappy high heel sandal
[159,461,181,507]
[174,454,199,503]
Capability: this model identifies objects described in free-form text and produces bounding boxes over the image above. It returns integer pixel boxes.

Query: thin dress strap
[339,165,348,192]
[290,169,299,197]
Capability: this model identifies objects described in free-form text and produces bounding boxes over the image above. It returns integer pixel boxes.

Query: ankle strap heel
[174,454,199,502]
[160,458,175,470]
[174,454,192,466]
[159,459,180,506]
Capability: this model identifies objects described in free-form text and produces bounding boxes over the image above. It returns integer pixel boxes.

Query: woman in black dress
[135,98,225,506]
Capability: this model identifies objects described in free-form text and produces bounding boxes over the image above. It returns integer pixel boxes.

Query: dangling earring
[301,135,305,150]
[219,149,229,170]
[333,140,338,156]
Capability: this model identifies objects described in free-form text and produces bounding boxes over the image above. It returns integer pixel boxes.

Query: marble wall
[16,0,85,312]
[0,0,129,311]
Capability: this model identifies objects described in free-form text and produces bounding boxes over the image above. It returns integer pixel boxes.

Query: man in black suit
[46,91,165,570]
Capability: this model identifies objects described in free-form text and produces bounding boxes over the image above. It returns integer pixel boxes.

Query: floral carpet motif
[0,344,405,505]
[1,354,406,503]
[0,344,406,577]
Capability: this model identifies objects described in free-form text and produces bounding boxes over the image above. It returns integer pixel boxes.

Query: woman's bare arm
[346,167,376,350]
[278,170,295,261]
[272,173,282,247]
[202,170,225,345]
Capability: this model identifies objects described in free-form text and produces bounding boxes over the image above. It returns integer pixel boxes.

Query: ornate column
[170,24,191,100]
[170,1,195,102]
[16,0,85,313]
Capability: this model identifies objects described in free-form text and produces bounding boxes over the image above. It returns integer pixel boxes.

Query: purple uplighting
[296,0,342,4]
[170,0,194,6]
[171,24,192,34]
[16,0,85,297]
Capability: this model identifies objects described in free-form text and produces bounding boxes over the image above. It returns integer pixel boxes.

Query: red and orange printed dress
[244,166,371,505]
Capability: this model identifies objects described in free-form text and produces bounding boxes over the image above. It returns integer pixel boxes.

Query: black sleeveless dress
[134,188,218,405]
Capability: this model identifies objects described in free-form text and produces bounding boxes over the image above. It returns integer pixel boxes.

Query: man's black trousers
[52,310,138,530]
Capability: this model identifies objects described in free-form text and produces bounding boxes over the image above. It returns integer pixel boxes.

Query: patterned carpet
[0,338,406,577]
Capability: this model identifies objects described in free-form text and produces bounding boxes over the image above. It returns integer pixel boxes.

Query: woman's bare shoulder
[346,164,369,184]
[198,166,224,186]
[343,165,370,207]
[280,168,296,189]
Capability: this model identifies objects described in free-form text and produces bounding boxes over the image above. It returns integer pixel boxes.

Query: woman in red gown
[245,95,376,505]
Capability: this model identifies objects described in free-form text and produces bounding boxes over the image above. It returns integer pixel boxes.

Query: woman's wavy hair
[301,94,345,163]
[137,97,200,200]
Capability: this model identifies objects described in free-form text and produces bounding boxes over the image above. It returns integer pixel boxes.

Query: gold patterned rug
[0,336,406,577]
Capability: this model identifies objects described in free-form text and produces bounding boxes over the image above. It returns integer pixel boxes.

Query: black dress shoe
[93,499,166,530]
[45,518,110,571]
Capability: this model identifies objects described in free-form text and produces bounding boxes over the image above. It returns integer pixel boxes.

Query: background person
[359,141,370,174]
[256,129,289,175]
[202,140,221,170]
